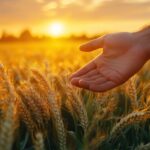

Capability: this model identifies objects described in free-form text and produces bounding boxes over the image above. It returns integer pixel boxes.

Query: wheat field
[0,40,150,150]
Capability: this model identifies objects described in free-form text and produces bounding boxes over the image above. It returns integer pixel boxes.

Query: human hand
[70,32,148,92]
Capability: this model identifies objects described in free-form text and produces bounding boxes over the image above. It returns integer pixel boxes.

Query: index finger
[80,36,105,52]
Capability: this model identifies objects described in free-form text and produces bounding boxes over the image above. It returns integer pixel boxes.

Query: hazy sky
[0,0,150,36]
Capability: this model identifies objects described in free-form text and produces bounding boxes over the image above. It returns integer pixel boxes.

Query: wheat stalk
[126,77,138,110]
[17,84,44,129]
[140,83,150,106]
[0,102,15,150]
[99,97,118,120]
[110,111,150,141]
[135,143,150,150]
[31,69,67,150]
[17,95,36,133]
[29,85,51,126]
[34,132,45,150]
[30,76,51,119]
[87,96,117,138]
[0,64,19,150]
[67,85,88,131]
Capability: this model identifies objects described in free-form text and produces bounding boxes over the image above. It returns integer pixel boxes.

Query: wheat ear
[17,83,45,129]
[0,102,15,150]
[135,143,150,150]
[0,65,17,150]
[32,69,67,150]
[17,95,36,133]
[67,85,88,131]
[34,132,45,150]
[110,111,150,141]
[126,77,138,110]
[140,83,150,106]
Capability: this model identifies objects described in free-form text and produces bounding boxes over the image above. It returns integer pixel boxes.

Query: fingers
[79,76,107,89]
[70,69,98,87]
[71,76,116,92]
[70,60,96,79]
[70,78,80,87]
[82,74,100,81]
[89,81,116,92]
[80,36,104,52]
[77,69,99,79]
[80,79,116,92]
[70,69,99,87]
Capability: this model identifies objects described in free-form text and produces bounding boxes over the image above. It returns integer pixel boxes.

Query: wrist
[133,31,150,60]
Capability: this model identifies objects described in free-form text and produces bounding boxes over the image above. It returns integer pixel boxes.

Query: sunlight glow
[48,22,64,37]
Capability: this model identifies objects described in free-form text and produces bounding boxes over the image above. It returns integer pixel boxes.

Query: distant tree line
[0,29,101,42]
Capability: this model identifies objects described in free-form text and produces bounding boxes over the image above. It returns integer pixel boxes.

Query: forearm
[134,26,150,59]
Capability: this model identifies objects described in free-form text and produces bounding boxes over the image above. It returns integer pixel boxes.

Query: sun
[48,22,64,37]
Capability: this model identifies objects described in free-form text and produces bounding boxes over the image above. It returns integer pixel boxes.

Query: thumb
[80,36,104,52]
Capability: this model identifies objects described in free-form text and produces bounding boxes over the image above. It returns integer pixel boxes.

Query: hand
[70,32,148,92]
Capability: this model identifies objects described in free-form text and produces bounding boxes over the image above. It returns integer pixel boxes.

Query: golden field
[0,40,150,150]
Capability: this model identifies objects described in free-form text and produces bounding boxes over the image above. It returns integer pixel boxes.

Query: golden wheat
[17,95,37,133]
[126,77,138,110]
[17,84,44,129]
[135,143,150,150]
[0,102,15,150]
[110,111,150,141]
[34,132,45,150]
[30,75,51,119]
[31,69,67,150]
[0,42,149,150]
[67,85,88,131]
[140,83,150,106]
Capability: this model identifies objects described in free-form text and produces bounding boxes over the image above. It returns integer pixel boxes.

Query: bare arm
[134,26,150,58]
[70,26,150,92]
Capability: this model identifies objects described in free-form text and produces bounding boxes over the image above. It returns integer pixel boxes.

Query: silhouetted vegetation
[0,29,102,42]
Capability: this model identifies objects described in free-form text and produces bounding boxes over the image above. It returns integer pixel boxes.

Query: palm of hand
[70,32,147,92]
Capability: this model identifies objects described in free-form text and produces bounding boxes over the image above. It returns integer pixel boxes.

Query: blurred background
[0,0,150,74]
[0,0,150,41]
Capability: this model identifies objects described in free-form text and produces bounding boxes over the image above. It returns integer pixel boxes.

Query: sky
[0,0,150,36]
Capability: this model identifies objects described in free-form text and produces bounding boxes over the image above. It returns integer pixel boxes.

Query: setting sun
[48,22,64,37]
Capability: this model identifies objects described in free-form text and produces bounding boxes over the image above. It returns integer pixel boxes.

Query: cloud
[0,0,150,24]
[85,0,150,20]
[125,0,150,3]
[0,0,46,24]
[35,0,44,3]
[43,1,58,11]
[40,0,150,22]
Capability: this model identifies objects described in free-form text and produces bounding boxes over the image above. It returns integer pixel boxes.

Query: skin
[70,32,150,92]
